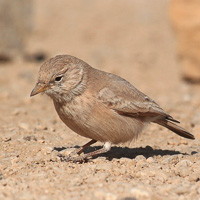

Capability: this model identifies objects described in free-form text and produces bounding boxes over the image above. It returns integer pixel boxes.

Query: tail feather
[155,120,195,140]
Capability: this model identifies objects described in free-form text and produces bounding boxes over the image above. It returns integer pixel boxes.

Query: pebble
[130,187,151,199]
[175,159,193,168]
[174,159,193,178]
[148,170,156,177]
[161,155,180,165]
[35,124,48,130]
[135,155,146,161]
[188,172,199,182]
[23,135,37,141]
[197,187,200,194]
[146,157,154,163]
[41,146,53,154]
[19,123,30,131]
[94,190,117,200]
[2,136,11,142]
[96,163,112,171]
[119,157,132,164]
[174,186,189,195]
[58,148,77,157]
[191,112,200,126]
[174,167,190,178]
[156,172,168,182]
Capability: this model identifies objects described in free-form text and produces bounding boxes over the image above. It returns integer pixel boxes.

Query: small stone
[175,159,193,168]
[146,157,154,163]
[183,94,192,102]
[148,170,156,177]
[174,167,190,178]
[38,139,45,143]
[188,172,200,182]
[121,197,137,200]
[2,137,11,142]
[135,171,147,178]
[119,157,132,164]
[94,190,117,200]
[197,187,200,194]
[42,146,53,154]
[191,112,200,126]
[19,123,30,131]
[156,172,168,182]
[175,186,188,195]
[23,135,37,141]
[58,148,77,157]
[96,163,112,171]
[12,109,20,116]
[130,187,150,198]
[161,155,179,165]
[135,155,146,161]
[0,171,3,180]
[11,156,19,166]
[35,124,48,130]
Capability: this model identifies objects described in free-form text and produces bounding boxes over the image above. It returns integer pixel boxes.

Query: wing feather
[97,82,173,121]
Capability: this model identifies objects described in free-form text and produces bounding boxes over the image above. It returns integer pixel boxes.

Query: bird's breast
[53,94,149,144]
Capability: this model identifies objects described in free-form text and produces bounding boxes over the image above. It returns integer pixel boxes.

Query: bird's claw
[57,153,88,163]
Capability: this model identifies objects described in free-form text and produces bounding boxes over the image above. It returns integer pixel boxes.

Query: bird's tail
[155,119,195,140]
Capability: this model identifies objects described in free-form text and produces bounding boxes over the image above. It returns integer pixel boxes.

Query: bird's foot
[58,153,89,163]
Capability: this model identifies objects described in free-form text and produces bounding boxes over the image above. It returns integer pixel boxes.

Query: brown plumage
[31,55,195,162]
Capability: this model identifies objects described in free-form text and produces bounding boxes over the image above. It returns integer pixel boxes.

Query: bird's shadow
[53,145,187,160]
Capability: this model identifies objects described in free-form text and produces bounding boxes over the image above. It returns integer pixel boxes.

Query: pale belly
[53,99,149,144]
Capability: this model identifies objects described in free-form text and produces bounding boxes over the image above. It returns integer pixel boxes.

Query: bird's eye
[55,76,63,82]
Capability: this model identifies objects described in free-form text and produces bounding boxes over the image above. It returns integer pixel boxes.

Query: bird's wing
[97,77,178,122]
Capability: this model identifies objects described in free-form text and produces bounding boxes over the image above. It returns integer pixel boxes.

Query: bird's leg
[58,139,97,161]
[64,142,112,163]
[71,139,97,155]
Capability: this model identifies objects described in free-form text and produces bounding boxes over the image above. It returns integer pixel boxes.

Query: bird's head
[31,55,86,102]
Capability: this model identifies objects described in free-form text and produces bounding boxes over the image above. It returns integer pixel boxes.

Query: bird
[30,55,195,162]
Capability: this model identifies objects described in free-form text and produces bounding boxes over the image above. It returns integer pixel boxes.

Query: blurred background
[1,0,200,83]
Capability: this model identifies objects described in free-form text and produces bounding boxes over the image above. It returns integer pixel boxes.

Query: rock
[130,187,151,199]
[191,112,200,126]
[174,160,193,178]
[19,123,30,131]
[146,157,154,163]
[161,155,180,165]
[135,171,148,178]
[174,168,190,178]
[119,157,132,164]
[175,160,193,168]
[192,161,200,174]
[135,155,146,161]
[41,146,53,154]
[58,148,77,157]
[197,187,200,194]
[2,136,11,142]
[156,172,168,183]
[174,186,189,195]
[35,124,48,131]
[96,163,113,171]
[23,135,37,141]
[93,190,117,200]
[188,172,200,182]
[0,171,3,180]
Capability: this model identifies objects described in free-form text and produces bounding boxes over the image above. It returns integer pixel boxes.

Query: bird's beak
[30,83,48,97]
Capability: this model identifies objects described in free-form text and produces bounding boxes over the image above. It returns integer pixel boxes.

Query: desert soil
[0,1,200,200]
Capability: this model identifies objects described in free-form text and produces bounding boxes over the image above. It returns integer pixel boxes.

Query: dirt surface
[0,1,200,200]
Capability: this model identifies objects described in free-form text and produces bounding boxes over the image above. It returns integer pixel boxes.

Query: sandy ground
[0,1,200,200]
